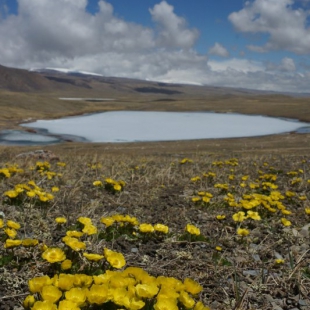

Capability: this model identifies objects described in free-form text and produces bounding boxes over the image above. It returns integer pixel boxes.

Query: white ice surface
[21,111,309,143]
[0,130,59,142]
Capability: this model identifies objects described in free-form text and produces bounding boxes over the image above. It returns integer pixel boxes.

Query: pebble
[131,247,139,253]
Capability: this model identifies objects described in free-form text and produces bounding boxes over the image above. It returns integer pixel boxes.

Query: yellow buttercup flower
[31,300,57,310]
[73,274,93,288]
[305,207,310,215]
[56,273,75,291]
[179,291,195,308]
[4,239,22,248]
[216,215,226,220]
[154,297,179,310]
[58,300,81,310]
[135,282,159,298]
[246,211,261,221]
[23,295,35,309]
[275,258,285,264]
[0,218,3,228]
[139,223,154,233]
[78,217,92,225]
[93,180,103,187]
[82,224,98,235]
[4,228,17,239]
[4,190,19,198]
[42,247,66,263]
[237,228,250,236]
[22,239,39,247]
[87,284,110,304]
[154,224,169,234]
[40,285,62,303]
[83,252,104,262]
[232,211,246,222]
[194,301,211,310]
[66,230,84,238]
[61,259,72,271]
[28,276,52,294]
[185,224,200,236]
[215,246,222,251]
[281,218,291,227]
[65,287,87,306]
[100,217,115,227]
[104,248,126,269]
[55,217,67,224]
[183,278,203,295]
[6,220,21,230]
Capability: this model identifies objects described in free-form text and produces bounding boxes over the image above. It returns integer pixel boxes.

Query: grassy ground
[0,151,310,310]
[0,90,310,309]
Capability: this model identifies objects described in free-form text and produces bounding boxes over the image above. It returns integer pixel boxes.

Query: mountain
[0,64,54,92]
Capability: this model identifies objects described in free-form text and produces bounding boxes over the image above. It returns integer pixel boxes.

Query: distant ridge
[0,64,54,92]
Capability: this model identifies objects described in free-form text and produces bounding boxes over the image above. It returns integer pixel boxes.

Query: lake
[0,111,309,145]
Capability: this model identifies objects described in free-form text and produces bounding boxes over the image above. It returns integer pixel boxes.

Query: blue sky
[1,0,310,92]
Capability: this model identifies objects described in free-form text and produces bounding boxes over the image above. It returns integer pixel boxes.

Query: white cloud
[208,58,263,73]
[0,0,310,93]
[208,43,230,57]
[149,1,199,48]
[228,0,310,54]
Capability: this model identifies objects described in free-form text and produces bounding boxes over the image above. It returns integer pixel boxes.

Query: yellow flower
[58,300,81,310]
[246,211,261,221]
[83,252,104,262]
[93,180,103,187]
[104,248,126,269]
[61,259,72,270]
[87,284,110,304]
[66,230,84,238]
[139,223,154,233]
[0,218,3,228]
[31,300,57,310]
[22,239,39,247]
[154,297,179,310]
[305,207,310,215]
[62,236,86,251]
[55,217,67,224]
[237,228,250,236]
[281,218,291,227]
[4,228,17,239]
[40,285,62,303]
[185,224,200,236]
[82,224,98,235]
[179,291,195,308]
[4,239,22,248]
[232,211,246,222]
[23,295,36,309]
[52,186,60,192]
[275,258,285,264]
[78,217,92,225]
[100,217,115,227]
[215,246,222,251]
[113,184,122,191]
[183,278,203,295]
[4,190,19,198]
[54,274,75,291]
[42,247,66,263]
[65,287,87,306]
[154,224,169,234]
[73,274,93,288]
[6,220,21,230]
[135,283,159,298]
[28,276,52,294]
[216,215,226,220]
[26,191,36,197]
[194,301,211,310]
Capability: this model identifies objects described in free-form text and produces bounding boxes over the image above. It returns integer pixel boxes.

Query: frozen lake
[8,111,308,145]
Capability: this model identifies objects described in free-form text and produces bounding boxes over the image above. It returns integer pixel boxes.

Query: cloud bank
[0,0,309,92]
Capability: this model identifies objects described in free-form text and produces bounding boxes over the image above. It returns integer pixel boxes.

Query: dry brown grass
[0,152,309,309]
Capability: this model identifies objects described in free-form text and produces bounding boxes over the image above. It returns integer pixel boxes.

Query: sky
[1,0,310,93]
